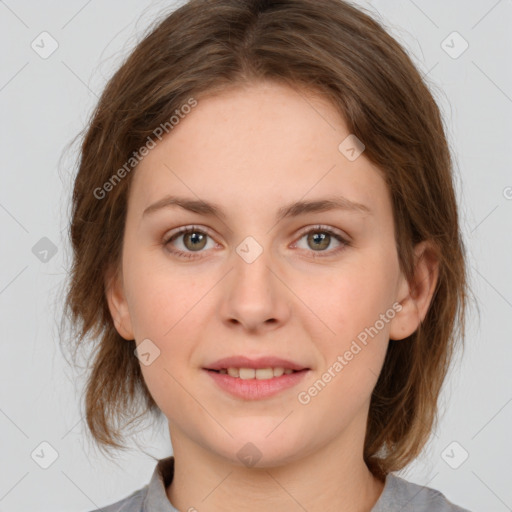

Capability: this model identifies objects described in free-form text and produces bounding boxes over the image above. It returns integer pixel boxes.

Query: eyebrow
[142,194,372,222]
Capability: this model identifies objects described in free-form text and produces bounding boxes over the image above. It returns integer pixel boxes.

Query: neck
[166,415,385,512]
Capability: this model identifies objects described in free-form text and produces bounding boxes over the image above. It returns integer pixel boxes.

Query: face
[106,81,431,468]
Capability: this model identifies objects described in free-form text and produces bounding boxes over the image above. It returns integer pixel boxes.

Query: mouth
[203,356,310,399]
[205,367,306,380]
[204,366,310,400]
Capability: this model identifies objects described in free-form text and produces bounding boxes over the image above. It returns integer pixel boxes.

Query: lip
[204,355,308,371]
[204,368,310,400]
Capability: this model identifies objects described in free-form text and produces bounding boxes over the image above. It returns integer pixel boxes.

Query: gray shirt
[89,456,472,512]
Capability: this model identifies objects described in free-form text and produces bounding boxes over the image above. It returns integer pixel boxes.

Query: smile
[204,368,309,400]
[210,367,298,379]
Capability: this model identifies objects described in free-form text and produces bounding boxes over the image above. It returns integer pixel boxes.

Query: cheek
[131,272,205,418]
[302,254,397,392]
[124,260,212,400]
[123,248,207,339]
[306,261,397,338]
[299,270,394,417]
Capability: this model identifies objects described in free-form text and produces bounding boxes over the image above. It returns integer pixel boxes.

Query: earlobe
[104,265,135,341]
[389,240,440,341]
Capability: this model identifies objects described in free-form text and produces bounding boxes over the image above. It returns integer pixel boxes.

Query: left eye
[293,227,348,256]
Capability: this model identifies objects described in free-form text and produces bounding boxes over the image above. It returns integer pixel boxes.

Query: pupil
[186,232,206,251]
[309,232,329,250]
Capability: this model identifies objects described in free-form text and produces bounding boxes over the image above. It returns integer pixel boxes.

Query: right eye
[163,226,217,259]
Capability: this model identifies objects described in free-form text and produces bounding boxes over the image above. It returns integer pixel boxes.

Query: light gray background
[0,0,511,510]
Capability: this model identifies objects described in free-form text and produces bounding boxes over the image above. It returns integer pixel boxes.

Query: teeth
[239,368,256,379]
[219,367,297,379]
[255,368,274,380]
[273,367,284,377]
[227,367,239,377]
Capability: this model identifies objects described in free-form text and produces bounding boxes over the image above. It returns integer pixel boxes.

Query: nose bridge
[232,234,275,300]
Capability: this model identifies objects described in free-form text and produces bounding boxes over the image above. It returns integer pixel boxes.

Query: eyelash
[163,224,350,261]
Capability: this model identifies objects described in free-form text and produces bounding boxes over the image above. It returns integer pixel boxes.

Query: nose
[219,242,291,333]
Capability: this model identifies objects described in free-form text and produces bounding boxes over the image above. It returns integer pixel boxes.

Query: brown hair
[61,0,472,478]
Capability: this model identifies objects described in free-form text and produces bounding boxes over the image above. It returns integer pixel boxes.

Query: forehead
[129,81,390,219]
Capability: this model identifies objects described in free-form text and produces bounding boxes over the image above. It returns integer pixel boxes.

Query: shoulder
[373,473,473,512]
[86,485,148,512]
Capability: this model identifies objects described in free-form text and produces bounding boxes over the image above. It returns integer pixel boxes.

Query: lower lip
[204,369,309,400]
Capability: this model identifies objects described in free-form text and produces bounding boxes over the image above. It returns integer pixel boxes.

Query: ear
[389,240,440,341]
[104,264,135,341]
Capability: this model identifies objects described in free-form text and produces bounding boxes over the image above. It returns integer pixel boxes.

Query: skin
[106,80,439,512]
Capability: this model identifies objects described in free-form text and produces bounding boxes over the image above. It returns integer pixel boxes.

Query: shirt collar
[142,456,179,511]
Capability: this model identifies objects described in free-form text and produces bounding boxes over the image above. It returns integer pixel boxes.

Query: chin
[206,429,310,469]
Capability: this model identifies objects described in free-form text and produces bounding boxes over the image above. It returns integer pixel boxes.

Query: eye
[293,225,349,257]
[163,226,217,259]
[163,224,350,261]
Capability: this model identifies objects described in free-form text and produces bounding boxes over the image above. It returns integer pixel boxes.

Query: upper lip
[204,356,309,371]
